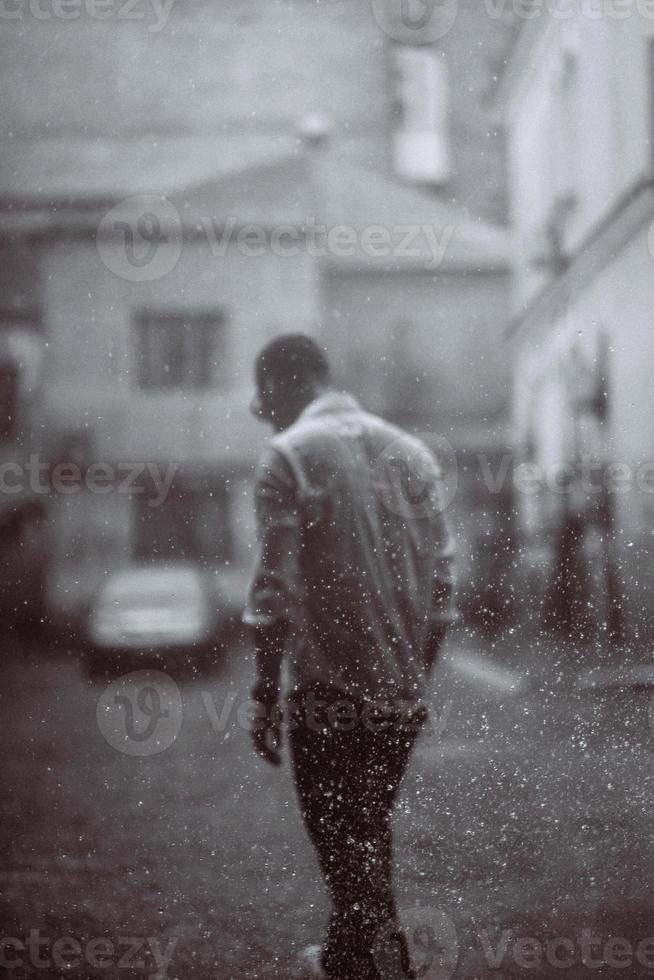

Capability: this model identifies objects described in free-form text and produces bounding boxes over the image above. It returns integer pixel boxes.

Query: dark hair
[256,333,331,389]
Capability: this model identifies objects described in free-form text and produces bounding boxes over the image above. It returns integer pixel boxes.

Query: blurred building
[0,241,45,631]
[498,13,654,643]
[1,0,511,222]
[0,0,514,624]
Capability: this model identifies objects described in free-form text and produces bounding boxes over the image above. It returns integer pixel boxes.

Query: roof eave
[505,176,654,341]
[324,256,510,276]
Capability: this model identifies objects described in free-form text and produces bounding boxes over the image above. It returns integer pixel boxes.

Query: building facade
[0,137,510,620]
[0,239,45,631]
[1,0,514,623]
[1,0,511,223]
[498,12,654,642]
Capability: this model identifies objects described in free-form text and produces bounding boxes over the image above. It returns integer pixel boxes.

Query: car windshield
[101,572,202,607]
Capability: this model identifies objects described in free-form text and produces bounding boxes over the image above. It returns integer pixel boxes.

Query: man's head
[251,333,332,432]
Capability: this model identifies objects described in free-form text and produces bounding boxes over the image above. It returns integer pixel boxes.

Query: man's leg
[289,694,368,975]
[288,690,424,978]
[344,718,426,979]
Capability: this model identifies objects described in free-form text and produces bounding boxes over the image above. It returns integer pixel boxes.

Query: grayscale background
[1,2,653,977]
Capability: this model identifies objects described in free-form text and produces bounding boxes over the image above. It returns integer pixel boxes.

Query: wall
[38,231,320,611]
[323,268,511,437]
[40,233,320,460]
[507,15,654,313]
[511,224,654,637]
[1,0,511,223]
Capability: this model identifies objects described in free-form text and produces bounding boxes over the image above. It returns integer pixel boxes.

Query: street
[2,630,654,980]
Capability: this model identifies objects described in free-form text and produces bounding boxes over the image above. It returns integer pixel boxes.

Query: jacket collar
[299,390,361,421]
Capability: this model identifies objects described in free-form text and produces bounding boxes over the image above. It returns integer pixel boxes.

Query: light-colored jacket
[244,391,456,703]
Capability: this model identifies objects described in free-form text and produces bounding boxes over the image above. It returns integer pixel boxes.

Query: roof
[319,159,509,272]
[0,136,509,273]
[0,134,296,206]
[506,177,654,340]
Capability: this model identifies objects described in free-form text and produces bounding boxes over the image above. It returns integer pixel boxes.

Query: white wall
[38,231,321,611]
[507,15,653,312]
[512,223,654,631]
[40,234,321,466]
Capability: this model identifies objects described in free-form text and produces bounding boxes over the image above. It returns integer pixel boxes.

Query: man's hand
[250,701,282,767]
[250,619,288,766]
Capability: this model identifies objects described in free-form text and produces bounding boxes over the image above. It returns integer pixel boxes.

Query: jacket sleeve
[428,461,458,626]
[243,447,305,627]
[431,521,457,625]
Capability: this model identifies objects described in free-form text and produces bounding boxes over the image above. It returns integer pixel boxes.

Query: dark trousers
[288,685,426,980]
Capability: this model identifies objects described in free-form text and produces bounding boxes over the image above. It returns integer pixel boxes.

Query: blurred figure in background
[245,334,455,979]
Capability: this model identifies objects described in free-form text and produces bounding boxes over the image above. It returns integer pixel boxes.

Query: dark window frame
[134,309,227,391]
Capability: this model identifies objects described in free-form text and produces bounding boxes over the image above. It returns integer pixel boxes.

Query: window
[134,476,232,563]
[390,46,451,185]
[135,310,226,390]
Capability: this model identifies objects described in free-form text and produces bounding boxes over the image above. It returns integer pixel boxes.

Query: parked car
[87,563,226,664]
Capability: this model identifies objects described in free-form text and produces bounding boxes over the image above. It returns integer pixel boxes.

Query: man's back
[247,391,455,703]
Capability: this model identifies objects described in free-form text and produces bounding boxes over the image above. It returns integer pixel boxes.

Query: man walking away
[244,334,456,980]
